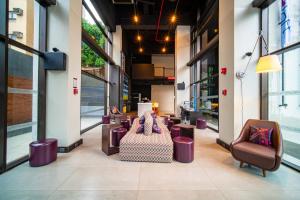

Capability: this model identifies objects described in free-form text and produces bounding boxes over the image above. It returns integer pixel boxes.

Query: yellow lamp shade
[256,55,282,73]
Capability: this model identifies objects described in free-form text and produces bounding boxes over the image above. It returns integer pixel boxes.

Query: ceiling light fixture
[170,14,176,23]
[137,34,142,41]
[139,47,143,53]
[133,15,139,23]
[162,47,166,53]
[165,35,170,42]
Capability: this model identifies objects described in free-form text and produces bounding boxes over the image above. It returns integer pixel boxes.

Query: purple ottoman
[102,115,110,124]
[112,127,127,147]
[173,136,194,163]
[171,126,180,139]
[163,116,169,125]
[121,119,130,131]
[167,120,174,131]
[29,138,57,167]
[196,118,207,129]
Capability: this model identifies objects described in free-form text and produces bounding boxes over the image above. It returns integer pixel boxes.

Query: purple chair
[29,138,57,167]
[102,115,110,124]
[112,127,127,147]
[167,120,174,131]
[173,136,194,163]
[171,126,180,139]
[196,118,207,129]
[121,119,130,131]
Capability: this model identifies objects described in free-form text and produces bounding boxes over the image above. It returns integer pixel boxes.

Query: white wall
[151,85,175,114]
[46,0,82,147]
[175,26,190,117]
[219,0,260,144]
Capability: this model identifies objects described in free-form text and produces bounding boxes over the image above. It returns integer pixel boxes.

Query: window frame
[0,0,48,174]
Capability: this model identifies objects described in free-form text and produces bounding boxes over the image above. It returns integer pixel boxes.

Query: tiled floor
[1,126,300,200]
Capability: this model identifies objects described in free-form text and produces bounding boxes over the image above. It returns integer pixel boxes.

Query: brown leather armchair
[230,119,283,177]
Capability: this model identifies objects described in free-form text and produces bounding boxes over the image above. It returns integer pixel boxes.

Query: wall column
[175,26,190,117]
[46,0,82,149]
[219,0,260,145]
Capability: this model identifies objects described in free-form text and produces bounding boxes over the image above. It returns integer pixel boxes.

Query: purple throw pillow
[152,123,161,134]
[136,124,144,134]
[151,112,157,118]
[249,126,273,147]
[139,116,145,124]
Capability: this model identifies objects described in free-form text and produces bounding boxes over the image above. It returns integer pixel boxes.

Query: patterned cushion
[139,116,145,124]
[249,126,273,147]
[144,112,153,136]
[152,123,161,134]
[136,124,144,134]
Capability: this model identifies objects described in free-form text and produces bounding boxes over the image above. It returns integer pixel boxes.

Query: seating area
[0,0,300,199]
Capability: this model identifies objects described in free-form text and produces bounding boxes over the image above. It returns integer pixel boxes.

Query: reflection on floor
[1,126,300,200]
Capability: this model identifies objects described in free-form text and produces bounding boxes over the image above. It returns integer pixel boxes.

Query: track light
[165,35,170,42]
[162,47,166,53]
[170,14,176,23]
[137,34,142,41]
[139,47,143,53]
[133,15,139,23]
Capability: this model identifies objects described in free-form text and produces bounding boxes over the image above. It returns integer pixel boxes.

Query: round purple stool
[112,127,127,147]
[173,136,194,163]
[29,138,57,167]
[102,115,110,124]
[121,119,130,131]
[196,118,207,129]
[163,116,169,125]
[170,126,180,139]
[167,120,174,131]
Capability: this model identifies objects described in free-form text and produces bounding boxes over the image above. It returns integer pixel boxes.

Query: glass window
[80,73,105,131]
[8,0,39,49]
[268,0,300,52]
[7,45,38,164]
[268,47,300,167]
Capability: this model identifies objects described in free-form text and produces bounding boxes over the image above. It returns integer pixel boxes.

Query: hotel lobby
[0,0,300,199]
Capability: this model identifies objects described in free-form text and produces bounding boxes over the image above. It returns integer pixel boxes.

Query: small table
[174,124,194,139]
[102,124,122,155]
[170,117,181,124]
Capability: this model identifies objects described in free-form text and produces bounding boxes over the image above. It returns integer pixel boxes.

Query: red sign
[167,76,175,80]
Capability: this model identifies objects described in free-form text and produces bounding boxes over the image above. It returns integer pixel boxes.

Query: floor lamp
[236,31,282,126]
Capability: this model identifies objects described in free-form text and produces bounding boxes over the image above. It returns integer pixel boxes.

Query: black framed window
[261,0,300,170]
[0,0,47,174]
[80,0,114,133]
[189,1,219,131]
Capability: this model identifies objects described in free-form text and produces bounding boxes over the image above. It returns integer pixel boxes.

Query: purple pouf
[173,136,194,163]
[121,119,130,131]
[196,118,207,129]
[102,115,110,124]
[29,138,57,167]
[171,126,180,139]
[112,127,127,147]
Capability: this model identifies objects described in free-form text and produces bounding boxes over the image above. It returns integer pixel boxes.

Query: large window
[189,1,219,131]
[262,0,300,170]
[0,0,46,173]
[80,0,112,132]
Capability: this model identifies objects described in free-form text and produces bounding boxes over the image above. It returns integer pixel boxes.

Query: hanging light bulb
[139,47,143,53]
[170,14,176,23]
[133,15,139,23]
[165,35,170,42]
[137,34,142,41]
[162,47,166,53]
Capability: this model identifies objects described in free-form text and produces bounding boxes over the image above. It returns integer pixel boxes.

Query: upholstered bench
[112,127,127,147]
[29,139,57,167]
[196,118,207,129]
[173,136,194,163]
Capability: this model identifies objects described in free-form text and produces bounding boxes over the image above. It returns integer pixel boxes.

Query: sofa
[119,117,173,163]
